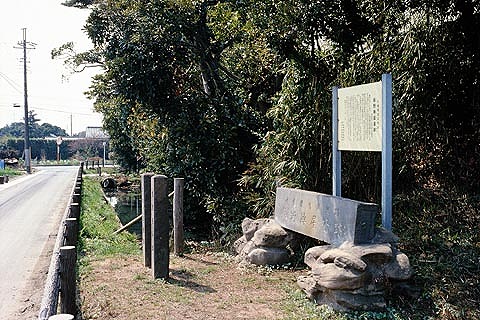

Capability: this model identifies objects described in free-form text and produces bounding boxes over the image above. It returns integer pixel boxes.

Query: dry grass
[79,253,301,320]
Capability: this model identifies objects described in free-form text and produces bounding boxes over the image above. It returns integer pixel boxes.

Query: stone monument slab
[274,187,377,245]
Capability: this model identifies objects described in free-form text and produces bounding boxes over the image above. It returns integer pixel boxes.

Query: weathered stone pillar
[151,175,169,279]
[173,178,184,256]
[141,173,154,267]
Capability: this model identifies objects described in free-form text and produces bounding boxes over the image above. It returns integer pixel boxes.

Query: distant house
[85,127,109,139]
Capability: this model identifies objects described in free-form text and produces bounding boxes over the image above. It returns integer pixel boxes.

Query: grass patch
[79,176,140,259]
[0,167,23,176]
[281,286,406,320]
[281,288,347,320]
[83,166,118,175]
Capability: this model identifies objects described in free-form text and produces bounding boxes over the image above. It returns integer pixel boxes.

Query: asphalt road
[0,166,78,319]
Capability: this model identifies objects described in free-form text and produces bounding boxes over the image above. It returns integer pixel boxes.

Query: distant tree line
[0,111,67,138]
[0,138,107,161]
[0,111,107,160]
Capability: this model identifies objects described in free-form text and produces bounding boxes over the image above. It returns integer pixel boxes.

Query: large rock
[235,240,257,263]
[340,242,393,264]
[330,290,386,311]
[235,218,297,267]
[304,245,333,269]
[233,235,247,254]
[311,263,366,290]
[384,251,412,280]
[241,218,272,241]
[246,247,291,265]
[298,231,413,312]
[297,275,324,299]
[319,248,367,272]
[251,221,292,248]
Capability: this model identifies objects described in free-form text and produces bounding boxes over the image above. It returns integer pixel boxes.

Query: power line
[32,106,98,116]
[0,104,100,116]
[0,71,23,94]
[2,92,95,105]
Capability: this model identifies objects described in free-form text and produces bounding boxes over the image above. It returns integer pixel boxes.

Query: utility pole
[14,28,36,174]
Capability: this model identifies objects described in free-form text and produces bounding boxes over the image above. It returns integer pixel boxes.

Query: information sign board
[332,74,392,230]
[338,81,382,151]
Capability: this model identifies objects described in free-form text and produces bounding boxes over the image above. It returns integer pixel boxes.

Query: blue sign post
[0,159,5,170]
[332,74,393,230]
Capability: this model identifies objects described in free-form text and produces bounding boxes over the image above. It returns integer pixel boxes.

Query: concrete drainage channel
[37,163,84,320]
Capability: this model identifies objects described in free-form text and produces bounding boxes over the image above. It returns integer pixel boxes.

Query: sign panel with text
[338,81,382,151]
[332,74,392,230]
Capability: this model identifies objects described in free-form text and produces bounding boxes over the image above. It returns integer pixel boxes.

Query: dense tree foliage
[62,0,94,8]
[61,0,480,234]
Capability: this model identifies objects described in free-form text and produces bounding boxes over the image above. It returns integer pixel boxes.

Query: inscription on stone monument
[274,188,377,245]
[338,81,382,151]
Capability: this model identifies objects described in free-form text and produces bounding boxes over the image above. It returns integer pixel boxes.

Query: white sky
[0,0,102,135]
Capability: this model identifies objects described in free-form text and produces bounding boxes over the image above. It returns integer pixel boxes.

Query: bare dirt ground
[10,241,54,320]
[79,253,304,320]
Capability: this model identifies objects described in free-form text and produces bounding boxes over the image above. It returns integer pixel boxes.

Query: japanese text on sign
[338,81,382,151]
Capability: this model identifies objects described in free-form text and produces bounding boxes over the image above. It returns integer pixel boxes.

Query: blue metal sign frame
[332,74,393,230]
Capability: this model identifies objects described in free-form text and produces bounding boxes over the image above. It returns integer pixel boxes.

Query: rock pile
[234,218,297,265]
[297,229,412,311]
[233,217,413,312]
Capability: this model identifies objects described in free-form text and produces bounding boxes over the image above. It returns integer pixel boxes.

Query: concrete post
[151,175,169,279]
[173,178,184,256]
[141,173,154,267]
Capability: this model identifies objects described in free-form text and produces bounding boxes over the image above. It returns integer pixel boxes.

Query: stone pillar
[173,178,184,256]
[141,173,154,267]
[151,175,169,279]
